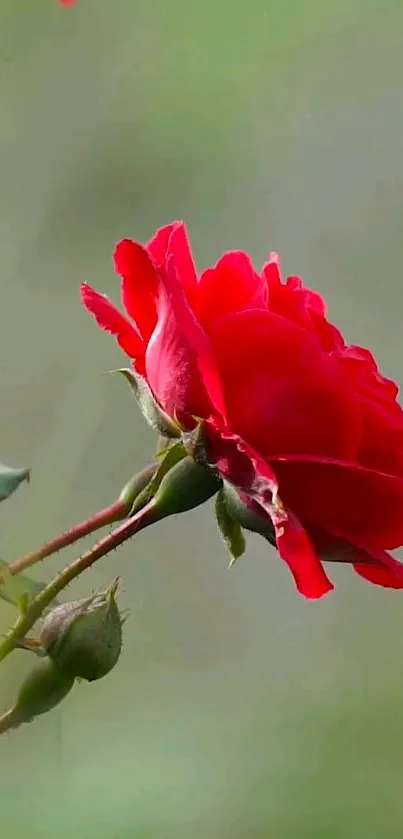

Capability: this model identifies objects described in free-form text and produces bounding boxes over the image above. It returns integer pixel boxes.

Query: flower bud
[15,657,74,722]
[118,462,158,509]
[146,456,222,523]
[41,580,123,682]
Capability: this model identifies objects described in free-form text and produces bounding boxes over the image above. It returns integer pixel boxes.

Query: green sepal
[112,368,181,438]
[220,481,276,546]
[182,419,211,466]
[215,489,246,568]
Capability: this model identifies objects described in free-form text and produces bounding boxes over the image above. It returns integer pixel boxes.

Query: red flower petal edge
[320,537,403,589]
[80,283,145,368]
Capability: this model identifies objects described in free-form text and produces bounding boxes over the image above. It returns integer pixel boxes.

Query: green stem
[0,501,154,664]
[0,707,22,734]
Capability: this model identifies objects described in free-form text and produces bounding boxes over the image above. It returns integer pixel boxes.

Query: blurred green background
[1,0,403,836]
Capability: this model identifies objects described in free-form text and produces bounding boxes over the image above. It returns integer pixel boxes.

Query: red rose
[81,221,403,598]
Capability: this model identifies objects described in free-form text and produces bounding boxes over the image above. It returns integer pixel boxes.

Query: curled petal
[314,532,403,589]
[146,221,198,306]
[146,222,179,267]
[337,344,399,403]
[270,455,403,551]
[114,239,159,343]
[197,251,268,328]
[145,255,226,423]
[276,509,334,598]
[80,283,144,361]
[353,550,403,588]
[315,534,403,589]
[263,253,345,352]
[336,344,403,477]
[165,222,198,299]
[205,426,333,599]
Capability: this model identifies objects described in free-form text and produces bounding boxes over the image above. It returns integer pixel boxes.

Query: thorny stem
[0,501,154,665]
[5,500,127,580]
[2,463,158,583]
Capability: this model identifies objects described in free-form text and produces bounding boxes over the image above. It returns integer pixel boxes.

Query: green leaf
[0,559,58,610]
[111,368,181,438]
[215,489,246,568]
[0,463,30,502]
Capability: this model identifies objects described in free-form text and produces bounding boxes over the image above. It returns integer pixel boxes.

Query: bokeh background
[1,1,403,836]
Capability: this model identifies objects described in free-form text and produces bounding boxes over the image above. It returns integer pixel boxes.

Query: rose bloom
[81,221,403,598]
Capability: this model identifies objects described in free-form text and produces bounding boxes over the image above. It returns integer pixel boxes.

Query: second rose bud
[40,579,123,682]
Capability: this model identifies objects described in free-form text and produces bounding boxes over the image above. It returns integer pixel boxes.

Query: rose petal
[80,282,144,362]
[205,426,333,598]
[270,454,403,550]
[209,309,360,460]
[114,221,198,347]
[114,239,159,343]
[263,253,345,352]
[146,222,179,267]
[353,549,403,588]
[264,252,326,318]
[164,222,198,299]
[353,393,403,475]
[276,509,334,598]
[197,251,268,328]
[338,344,399,403]
[145,254,226,422]
[262,251,282,289]
[313,531,403,589]
[332,343,403,474]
